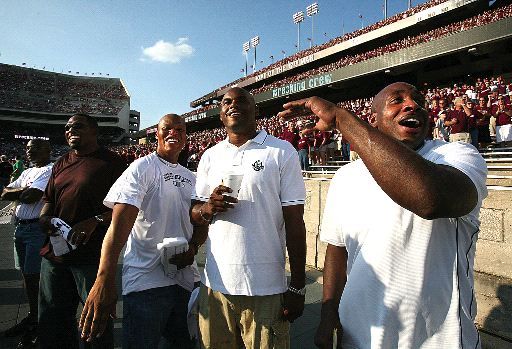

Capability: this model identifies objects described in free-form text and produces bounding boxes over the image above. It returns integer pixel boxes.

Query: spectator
[494,96,512,147]
[80,114,205,348]
[10,154,25,182]
[1,139,53,348]
[38,113,126,348]
[445,97,471,143]
[0,155,12,190]
[191,88,307,348]
[279,82,487,349]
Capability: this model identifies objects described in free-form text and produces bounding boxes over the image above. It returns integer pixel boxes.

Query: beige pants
[198,285,290,349]
[449,132,471,143]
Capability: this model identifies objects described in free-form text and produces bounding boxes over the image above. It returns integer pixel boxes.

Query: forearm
[334,109,477,218]
[96,204,137,283]
[191,201,213,226]
[283,205,306,289]
[320,244,347,319]
[1,186,26,201]
[189,224,208,254]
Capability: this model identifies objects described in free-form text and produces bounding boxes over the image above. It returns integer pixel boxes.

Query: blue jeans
[470,128,479,149]
[123,285,195,349]
[341,143,350,161]
[14,221,46,274]
[298,149,309,171]
[38,259,114,349]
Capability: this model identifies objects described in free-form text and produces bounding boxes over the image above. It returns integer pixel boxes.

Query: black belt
[15,218,40,225]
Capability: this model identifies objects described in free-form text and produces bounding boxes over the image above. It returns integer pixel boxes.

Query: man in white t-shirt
[79,114,206,348]
[191,87,307,348]
[1,139,52,348]
[279,82,487,349]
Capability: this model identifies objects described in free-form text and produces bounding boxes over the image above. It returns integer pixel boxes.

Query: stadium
[1,0,512,347]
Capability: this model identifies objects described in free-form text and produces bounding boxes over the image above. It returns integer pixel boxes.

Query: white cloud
[141,38,194,63]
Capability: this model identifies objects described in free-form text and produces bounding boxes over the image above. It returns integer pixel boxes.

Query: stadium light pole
[384,0,387,19]
[251,36,260,73]
[306,2,319,48]
[242,41,250,77]
[408,0,412,10]
[293,11,304,53]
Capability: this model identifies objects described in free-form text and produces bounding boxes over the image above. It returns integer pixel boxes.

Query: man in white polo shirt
[279,82,487,349]
[79,114,206,348]
[191,87,307,348]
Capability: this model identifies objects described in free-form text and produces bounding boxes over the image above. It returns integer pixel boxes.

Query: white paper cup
[222,173,244,198]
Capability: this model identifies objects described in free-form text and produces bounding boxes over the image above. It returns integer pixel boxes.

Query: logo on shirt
[163,172,193,188]
[252,160,264,171]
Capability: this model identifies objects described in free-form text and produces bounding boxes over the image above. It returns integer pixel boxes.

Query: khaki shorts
[199,285,290,349]
[449,132,471,143]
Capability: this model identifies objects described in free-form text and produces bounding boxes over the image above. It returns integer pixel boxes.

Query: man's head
[370,82,429,150]
[156,114,186,162]
[65,113,99,153]
[220,88,256,134]
[438,98,448,110]
[0,155,7,162]
[26,139,51,167]
[453,97,464,110]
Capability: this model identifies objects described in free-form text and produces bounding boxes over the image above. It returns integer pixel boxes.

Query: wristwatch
[288,285,307,296]
[94,214,104,223]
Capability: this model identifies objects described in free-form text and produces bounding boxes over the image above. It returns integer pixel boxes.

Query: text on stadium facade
[272,73,332,98]
[255,54,315,82]
[15,135,50,140]
[184,112,207,123]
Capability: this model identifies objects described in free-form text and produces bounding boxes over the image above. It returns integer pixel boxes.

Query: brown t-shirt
[44,147,126,265]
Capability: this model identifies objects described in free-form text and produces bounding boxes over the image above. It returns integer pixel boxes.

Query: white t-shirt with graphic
[104,152,199,295]
[320,140,487,349]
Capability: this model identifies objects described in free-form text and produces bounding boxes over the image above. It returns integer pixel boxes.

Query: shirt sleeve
[6,170,26,188]
[279,147,306,206]
[29,165,53,191]
[103,159,152,210]
[191,151,211,202]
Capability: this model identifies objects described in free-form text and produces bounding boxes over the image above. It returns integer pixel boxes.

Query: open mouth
[165,138,179,144]
[398,117,421,129]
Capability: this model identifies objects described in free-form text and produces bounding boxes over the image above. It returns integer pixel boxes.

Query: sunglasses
[64,123,88,131]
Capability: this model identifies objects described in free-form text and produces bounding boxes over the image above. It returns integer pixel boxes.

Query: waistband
[15,218,40,225]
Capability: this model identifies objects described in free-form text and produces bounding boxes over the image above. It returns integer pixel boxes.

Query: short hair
[71,113,98,129]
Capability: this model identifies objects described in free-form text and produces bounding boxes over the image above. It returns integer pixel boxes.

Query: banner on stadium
[262,73,333,100]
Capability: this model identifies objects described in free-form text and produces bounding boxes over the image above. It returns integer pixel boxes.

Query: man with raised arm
[191,87,307,348]
[279,82,487,349]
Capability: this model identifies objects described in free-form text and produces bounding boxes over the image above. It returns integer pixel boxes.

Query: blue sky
[1,0,425,128]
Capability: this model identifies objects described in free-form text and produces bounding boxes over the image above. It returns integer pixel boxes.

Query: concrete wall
[303,178,512,345]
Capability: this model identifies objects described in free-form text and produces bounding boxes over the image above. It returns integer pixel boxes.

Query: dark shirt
[0,161,12,180]
[43,147,126,265]
[280,129,299,149]
[446,109,469,134]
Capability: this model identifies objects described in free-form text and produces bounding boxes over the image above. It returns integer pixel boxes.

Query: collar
[222,129,268,147]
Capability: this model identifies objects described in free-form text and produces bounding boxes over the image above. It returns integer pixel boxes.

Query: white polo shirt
[104,152,199,295]
[193,130,306,296]
[8,164,53,220]
[320,140,487,349]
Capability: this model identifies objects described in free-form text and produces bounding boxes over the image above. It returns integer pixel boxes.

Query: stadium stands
[0,64,133,144]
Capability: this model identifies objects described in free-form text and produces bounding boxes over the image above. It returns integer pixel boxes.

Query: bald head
[371,82,418,114]
[158,114,184,130]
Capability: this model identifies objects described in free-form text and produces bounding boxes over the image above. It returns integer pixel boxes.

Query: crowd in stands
[0,64,128,115]
[250,5,512,95]
[213,0,448,94]
[103,75,511,171]
[185,4,512,118]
